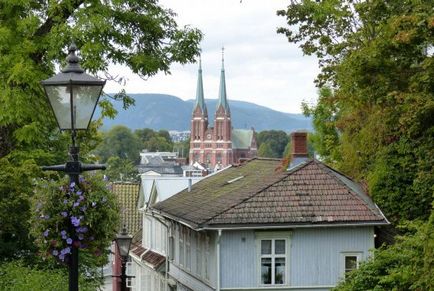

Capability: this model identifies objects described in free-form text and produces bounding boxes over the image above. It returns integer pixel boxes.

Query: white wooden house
[146,133,388,291]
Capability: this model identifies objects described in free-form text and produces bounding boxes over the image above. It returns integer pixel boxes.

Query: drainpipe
[216,229,222,291]
[188,178,192,192]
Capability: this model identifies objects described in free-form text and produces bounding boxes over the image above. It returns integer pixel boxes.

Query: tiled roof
[130,242,166,269]
[232,129,254,149]
[111,182,142,235]
[152,158,388,228]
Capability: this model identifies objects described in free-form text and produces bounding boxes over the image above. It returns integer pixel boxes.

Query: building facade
[189,56,257,170]
[152,132,389,290]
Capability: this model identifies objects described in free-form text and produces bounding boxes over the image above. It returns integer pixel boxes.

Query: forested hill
[98,93,312,131]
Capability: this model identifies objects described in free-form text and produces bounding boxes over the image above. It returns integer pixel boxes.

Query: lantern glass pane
[45,85,71,130]
[117,239,131,257]
[72,85,103,129]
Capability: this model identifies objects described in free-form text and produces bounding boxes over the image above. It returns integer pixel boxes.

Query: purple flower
[78,234,84,240]
[61,230,67,236]
[61,211,68,217]
[70,182,76,188]
[70,216,80,227]
[77,190,82,196]
[63,199,68,204]
[66,238,73,245]
[76,226,88,233]
[73,202,79,207]
[43,229,49,237]
[61,247,71,255]
[80,206,87,212]
[59,254,65,261]
[78,195,84,201]
[44,214,50,220]
[79,176,85,183]
[52,250,59,256]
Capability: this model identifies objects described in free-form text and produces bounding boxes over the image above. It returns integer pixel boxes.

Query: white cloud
[104,0,320,113]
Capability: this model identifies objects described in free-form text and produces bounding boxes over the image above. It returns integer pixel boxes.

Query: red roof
[152,158,388,228]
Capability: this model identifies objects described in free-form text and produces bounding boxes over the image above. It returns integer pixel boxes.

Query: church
[189,54,257,170]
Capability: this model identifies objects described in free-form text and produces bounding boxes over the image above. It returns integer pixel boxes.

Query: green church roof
[194,58,207,115]
[216,48,230,114]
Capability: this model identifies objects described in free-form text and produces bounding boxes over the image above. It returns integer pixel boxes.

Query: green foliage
[258,143,274,158]
[106,156,139,182]
[257,130,289,158]
[0,158,40,259]
[0,0,201,260]
[135,128,174,152]
[94,125,142,163]
[281,0,434,224]
[334,207,434,291]
[173,138,190,160]
[0,260,99,291]
[30,174,120,268]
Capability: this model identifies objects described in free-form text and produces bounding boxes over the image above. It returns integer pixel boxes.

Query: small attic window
[227,176,244,184]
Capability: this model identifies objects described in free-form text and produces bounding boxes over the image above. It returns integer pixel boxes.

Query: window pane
[261,240,271,255]
[275,240,285,254]
[275,258,285,284]
[261,258,272,284]
[345,256,357,270]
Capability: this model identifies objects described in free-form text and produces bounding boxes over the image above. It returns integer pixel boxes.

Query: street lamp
[115,226,133,291]
[41,43,106,291]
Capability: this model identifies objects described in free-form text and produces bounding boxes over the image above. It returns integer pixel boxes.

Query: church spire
[194,57,207,115]
[216,47,230,114]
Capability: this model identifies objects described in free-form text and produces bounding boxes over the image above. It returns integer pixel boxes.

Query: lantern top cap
[62,43,85,74]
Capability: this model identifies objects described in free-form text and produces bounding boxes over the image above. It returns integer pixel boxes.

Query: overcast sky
[105,0,320,114]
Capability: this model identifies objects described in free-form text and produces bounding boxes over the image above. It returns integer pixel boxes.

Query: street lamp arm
[81,163,106,172]
[41,164,67,172]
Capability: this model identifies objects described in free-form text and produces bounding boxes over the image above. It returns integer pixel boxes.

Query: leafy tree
[135,128,156,144]
[258,143,274,158]
[173,138,190,160]
[135,128,174,152]
[0,0,201,265]
[94,125,142,163]
[334,205,434,291]
[106,156,139,182]
[257,130,289,158]
[279,0,434,223]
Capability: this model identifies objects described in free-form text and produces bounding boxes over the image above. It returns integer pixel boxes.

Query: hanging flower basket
[31,175,120,264]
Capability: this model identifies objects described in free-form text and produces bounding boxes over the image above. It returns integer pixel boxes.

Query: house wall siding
[220,227,374,289]
[290,227,374,286]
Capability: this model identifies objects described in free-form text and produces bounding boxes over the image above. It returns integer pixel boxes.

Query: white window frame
[341,252,362,278]
[126,261,135,288]
[255,231,291,287]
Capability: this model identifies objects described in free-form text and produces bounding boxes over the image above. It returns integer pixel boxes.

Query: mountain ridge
[98,93,312,132]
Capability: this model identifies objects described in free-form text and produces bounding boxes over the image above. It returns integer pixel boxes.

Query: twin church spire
[194,48,230,116]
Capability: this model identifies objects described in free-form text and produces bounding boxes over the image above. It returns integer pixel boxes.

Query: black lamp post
[115,226,133,291]
[41,44,106,291]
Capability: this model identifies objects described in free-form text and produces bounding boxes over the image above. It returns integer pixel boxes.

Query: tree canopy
[279,0,433,288]
[0,0,201,276]
[256,130,289,158]
[279,0,433,224]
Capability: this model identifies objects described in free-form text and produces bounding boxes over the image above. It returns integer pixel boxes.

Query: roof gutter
[197,221,390,231]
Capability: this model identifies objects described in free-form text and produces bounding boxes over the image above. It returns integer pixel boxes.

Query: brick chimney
[289,132,309,168]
